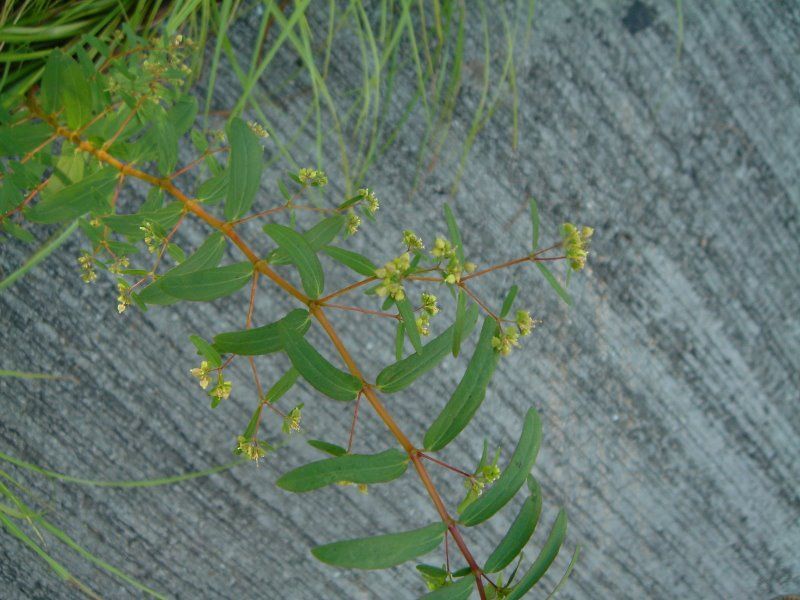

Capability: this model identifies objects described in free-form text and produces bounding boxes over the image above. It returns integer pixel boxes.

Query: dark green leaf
[396,297,423,354]
[276,449,408,493]
[376,306,479,394]
[536,263,572,306]
[224,117,263,220]
[500,285,519,318]
[459,408,543,526]
[269,215,345,266]
[263,223,324,298]
[394,321,405,361]
[506,509,568,600]
[26,168,118,223]
[213,309,310,355]
[546,544,581,599]
[444,203,465,262]
[41,51,92,129]
[169,96,198,136]
[311,523,446,570]
[307,439,347,457]
[530,197,540,249]
[420,574,475,599]
[321,245,377,276]
[102,202,183,237]
[452,289,467,357]
[264,367,299,403]
[279,320,362,401]
[2,221,35,243]
[0,182,21,212]
[0,123,52,157]
[424,317,500,451]
[196,172,228,204]
[189,335,222,368]
[483,476,543,573]
[159,262,253,302]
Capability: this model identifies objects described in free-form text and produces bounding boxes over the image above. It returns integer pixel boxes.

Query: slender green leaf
[213,309,310,355]
[307,439,347,457]
[224,117,263,220]
[507,509,568,600]
[397,297,422,353]
[0,122,52,156]
[530,197,540,249]
[26,168,118,223]
[484,476,543,573]
[394,321,405,361]
[420,574,475,599]
[189,335,222,368]
[536,263,572,305]
[41,51,91,129]
[269,215,345,266]
[196,172,228,204]
[376,305,479,393]
[443,203,465,262]
[546,544,581,599]
[279,320,361,401]
[263,223,324,298]
[242,368,299,439]
[159,262,253,302]
[452,289,467,357]
[459,408,543,526]
[321,245,377,276]
[424,317,500,451]
[311,522,446,570]
[500,285,519,318]
[0,219,78,294]
[276,449,408,493]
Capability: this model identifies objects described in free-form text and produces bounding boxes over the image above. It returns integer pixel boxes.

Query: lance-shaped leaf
[102,202,183,237]
[137,233,226,305]
[311,523,446,570]
[459,408,542,526]
[213,309,310,355]
[452,289,468,357]
[321,245,377,276]
[0,123,52,156]
[279,321,362,401]
[499,285,519,318]
[483,476,543,573]
[41,51,91,129]
[224,117,263,220]
[396,297,423,354]
[536,263,572,306]
[242,368,299,439]
[276,449,409,493]
[26,168,118,224]
[444,203,465,262]
[424,317,500,451]
[159,261,253,302]
[506,508,568,600]
[420,574,475,599]
[263,223,325,298]
[376,305,479,394]
[269,215,345,266]
[307,439,347,457]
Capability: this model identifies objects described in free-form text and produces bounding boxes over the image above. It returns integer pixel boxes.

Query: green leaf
[536,263,572,306]
[459,408,543,526]
[444,203,465,262]
[376,305,479,394]
[394,321,405,361]
[307,439,347,457]
[188,335,222,368]
[420,574,475,599]
[500,285,519,318]
[396,297,422,354]
[151,109,178,175]
[41,51,92,129]
[102,203,183,238]
[279,320,362,401]
[321,245,377,276]
[2,221,34,243]
[197,172,228,204]
[546,544,581,599]
[263,223,324,298]
[506,508,568,600]
[264,367,299,403]
[213,309,310,355]
[530,197,540,249]
[137,233,226,305]
[424,317,500,451]
[483,476,543,573]
[311,523,446,570]
[0,123,52,157]
[276,449,408,493]
[452,289,467,357]
[269,216,346,266]
[26,168,118,223]
[0,182,21,212]
[159,262,253,302]
[224,117,263,220]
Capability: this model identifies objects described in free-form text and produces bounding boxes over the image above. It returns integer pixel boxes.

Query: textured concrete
[1,1,798,599]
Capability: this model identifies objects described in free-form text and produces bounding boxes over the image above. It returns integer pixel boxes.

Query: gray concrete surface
[1,1,798,598]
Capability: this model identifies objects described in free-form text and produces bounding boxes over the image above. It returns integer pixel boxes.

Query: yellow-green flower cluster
[297,167,328,187]
[430,236,475,284]
[336,481,369,494]
[492,327,520,356]
[375,252,411,300]
[247,121,269,138]
[459,455,502,512]
[236,435,267,463]
[211,378,232,401]
[416,313,430,336]
[139,221,161,253]
[108,256,130,275]
[346,212,361,236]
[561,223,594,271]
[282,404,303,434]
[190,361,212,389]
[403,230,424,251]
[77,252,97,283]
[359,188,379,215]
[515,310,537,337]
[116,281,131,314]
[421,293,439,315]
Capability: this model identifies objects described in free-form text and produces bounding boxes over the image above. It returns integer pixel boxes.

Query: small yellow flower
[492,327,520,356]
[403,230,424,251]
[431,237,454,259]
[346,213,361,236]
[298,168,327,187]
[190,361,212,389]
[359,188,379,215]
[421,293,439,315]
[248,121,269,138]
[282,404,303,434]
[211,378,231,400]
[516,310,537,337]
[416,313,430,336]
[236,435,267,463]
[561,223,594,271]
